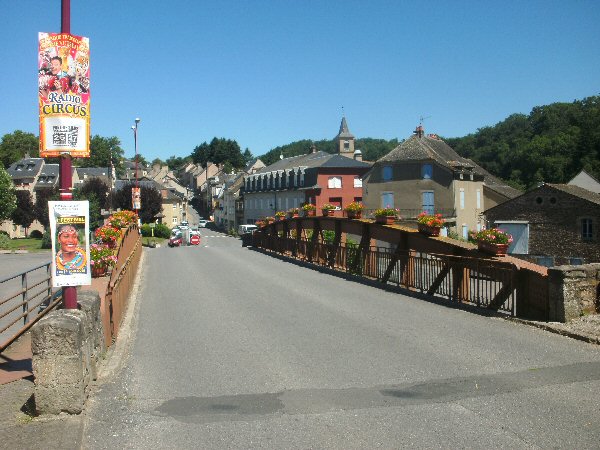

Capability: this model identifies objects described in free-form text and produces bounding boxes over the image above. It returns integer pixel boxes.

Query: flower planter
[91,266,107,278]
[418,223,441,236]
[346,211,362,219]
[477,241,508,256]
[105,240,117,249]
[322,209,335,217]
[302,210,316,217]
[376,215,395,225]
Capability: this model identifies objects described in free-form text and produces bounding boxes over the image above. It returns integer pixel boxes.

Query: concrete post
[548,264,600,322]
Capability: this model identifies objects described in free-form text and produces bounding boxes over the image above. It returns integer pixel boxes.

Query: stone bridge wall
[548,264,600,322]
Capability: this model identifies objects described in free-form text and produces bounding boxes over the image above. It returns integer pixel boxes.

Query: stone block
[32,355,84,386]
[31,310,83,357]
[35,383,85,415]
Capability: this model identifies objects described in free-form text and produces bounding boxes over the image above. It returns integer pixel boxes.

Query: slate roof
[75,167,110,178]
[378,133,520,199]
[547,183,600,206]
[336,116,355,140]
[253,151,370,174]
[36,164,59,188]
[7,158,43,180]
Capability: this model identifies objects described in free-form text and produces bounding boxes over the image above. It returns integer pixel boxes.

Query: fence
[0,262,62,352]
[103,226,142,343]
[256,234,518,316]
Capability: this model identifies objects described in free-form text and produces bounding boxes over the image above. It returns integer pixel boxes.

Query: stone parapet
[31,290,105,415]
[548,263,600,322]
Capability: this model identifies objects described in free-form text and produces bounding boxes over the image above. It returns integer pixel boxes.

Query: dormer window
[421,164,432,179]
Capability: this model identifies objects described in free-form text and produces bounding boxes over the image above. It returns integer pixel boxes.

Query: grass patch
[142,237,167,247]
[3,238,47,252]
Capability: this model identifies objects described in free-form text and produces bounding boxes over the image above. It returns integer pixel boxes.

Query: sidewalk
[0,333,84,450]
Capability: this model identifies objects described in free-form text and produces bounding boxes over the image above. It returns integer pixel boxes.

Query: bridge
[1,221,600,448]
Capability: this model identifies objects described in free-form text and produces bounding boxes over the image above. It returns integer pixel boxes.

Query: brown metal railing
[105,226,142,342]
[0,262,62,353]
[255,235,517,315]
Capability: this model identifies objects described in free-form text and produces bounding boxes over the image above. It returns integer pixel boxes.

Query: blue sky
[3,1,599,162]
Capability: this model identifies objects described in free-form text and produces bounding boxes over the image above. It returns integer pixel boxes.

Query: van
[238,224,258,236]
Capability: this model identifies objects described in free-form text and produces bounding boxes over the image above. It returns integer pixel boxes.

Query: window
[172,203,177,210]
[382,166,393,181]
[421,164,432,179]
[422,191,434,215]
[581,218,593,240]
[328,176,342,188]
[476,189,481,209]
[381,192,394,208]
[460,188,465,209]
[462,225,468,239]
[344,141,350,150]
[172,217,177,224]
[354,177,362,188]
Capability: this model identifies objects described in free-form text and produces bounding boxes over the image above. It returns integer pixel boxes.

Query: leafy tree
[81,135,124,174]
[34,187,59,228]
[0,166,17,222]
[192,137,244,169]
[165,155,191,170]
[73,178,111,228]
[151,157,165,167]
[111,182,162,224]
[0,131,39,168]
[243,148,253,163]
[11,190,36,230]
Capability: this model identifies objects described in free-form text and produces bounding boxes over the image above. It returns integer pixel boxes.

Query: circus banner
[38,32,90,157]
[49,201,91,287]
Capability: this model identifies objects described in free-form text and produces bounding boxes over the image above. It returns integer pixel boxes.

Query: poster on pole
[132,187,141,210]
[49,201,91,287]
[38,32,90,157]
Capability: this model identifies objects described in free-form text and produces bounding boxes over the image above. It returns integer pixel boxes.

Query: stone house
[568,169,600,194]
[362,126,520,238]
[484,183,600,264]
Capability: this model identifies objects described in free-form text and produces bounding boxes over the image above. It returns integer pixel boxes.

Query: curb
[507,317,600,346]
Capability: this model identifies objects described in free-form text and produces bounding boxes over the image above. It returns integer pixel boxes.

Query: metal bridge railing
[0,262,62,353]
[256,235,516,316]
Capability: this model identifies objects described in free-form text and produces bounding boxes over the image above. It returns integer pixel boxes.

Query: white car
[198,220,208,228]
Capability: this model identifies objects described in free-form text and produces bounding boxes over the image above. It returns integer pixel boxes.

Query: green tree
[0,131,39,168]
[11,190,36,230]
[84,135,124,173]
[243,148,253,163]
[73,178,111,228]
[192,138,244,169]
[0,166,17,222]
[34,187,59,228]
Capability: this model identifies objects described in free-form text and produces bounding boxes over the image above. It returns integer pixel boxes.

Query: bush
[29,229,43,239]
[0,230,9,237]
[0,234,9,249]
[140,223,171,238]
[41,230,52,249]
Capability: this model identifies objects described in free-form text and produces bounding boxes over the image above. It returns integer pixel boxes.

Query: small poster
[38,32,90,157]
[49,201,91,287]
[132,187,141,210]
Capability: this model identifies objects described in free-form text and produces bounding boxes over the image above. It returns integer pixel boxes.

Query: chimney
[353,149,363,161]
[414,125,424,138]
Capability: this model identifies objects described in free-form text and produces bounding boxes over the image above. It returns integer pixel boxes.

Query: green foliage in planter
[323,230,336,244]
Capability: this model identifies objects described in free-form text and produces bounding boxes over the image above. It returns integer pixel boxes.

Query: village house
[362,125,520,238]
[484,183,600,265]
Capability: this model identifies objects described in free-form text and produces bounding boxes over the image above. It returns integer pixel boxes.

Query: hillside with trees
[445,95,600,190]
[259,138,399,166]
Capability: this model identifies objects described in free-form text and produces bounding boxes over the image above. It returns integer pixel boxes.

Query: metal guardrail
[0,262,62,353]
[256,235,517,316]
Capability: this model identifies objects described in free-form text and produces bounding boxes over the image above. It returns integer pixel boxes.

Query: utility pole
[59,0,77,309]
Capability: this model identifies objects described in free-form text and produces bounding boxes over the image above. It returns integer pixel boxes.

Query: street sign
[190,234,200,245]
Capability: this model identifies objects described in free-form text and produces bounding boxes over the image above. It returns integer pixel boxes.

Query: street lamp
[131,118,141,217]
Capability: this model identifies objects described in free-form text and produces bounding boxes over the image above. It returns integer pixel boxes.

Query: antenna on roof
[341,105,345,117]
[419,115,431,126]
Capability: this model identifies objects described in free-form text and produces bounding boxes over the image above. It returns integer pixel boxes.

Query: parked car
[198,220,208,228]
[168,233,183,247]
[239,224,258,247]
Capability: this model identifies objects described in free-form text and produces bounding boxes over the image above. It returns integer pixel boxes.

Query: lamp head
[135,118,141,124]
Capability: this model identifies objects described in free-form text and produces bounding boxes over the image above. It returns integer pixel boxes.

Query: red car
[168,234,183,247]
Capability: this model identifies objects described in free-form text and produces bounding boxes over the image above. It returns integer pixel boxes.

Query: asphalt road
[83,230,600,449]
